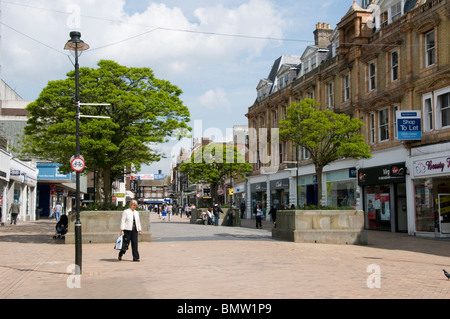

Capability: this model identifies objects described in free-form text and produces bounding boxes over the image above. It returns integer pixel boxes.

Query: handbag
[114,234,123,250]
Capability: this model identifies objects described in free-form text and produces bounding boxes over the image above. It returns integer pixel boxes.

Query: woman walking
[119,200,142,262]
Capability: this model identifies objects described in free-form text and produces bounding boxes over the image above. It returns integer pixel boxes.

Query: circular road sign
[71,157,85,172]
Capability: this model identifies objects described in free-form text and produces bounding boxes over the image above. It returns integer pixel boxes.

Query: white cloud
[198,88,231,111]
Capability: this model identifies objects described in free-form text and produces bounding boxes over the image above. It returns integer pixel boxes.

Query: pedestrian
[9,199,20,225]
[255,203,263,229]
[212,203,223,226]
[269,205,277,228]
[119,200,142,262]
[54,202,62,221]
[206,208,213,225]
[167,203,173,221]
[184,203,189,218]
[239,201,246,219]
[161,205,167,221]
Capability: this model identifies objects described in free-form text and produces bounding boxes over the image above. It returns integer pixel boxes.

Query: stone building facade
[246,0,450,237]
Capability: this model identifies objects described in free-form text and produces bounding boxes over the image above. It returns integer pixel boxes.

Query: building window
[380,11,388,28]
[303,147,310,160]
[369,113,375,144]
[391,2,402,22]
[438,92,450,128]
[279,142,286,164]
[344,74,350,101]
[391,51,399,82]
[423,93,433,132]
[272,109,278,128]
[393,105,398,139]
[327,82,334,108]
[425,30,435,67]
[369,62,376,91]
[379,108,389,142]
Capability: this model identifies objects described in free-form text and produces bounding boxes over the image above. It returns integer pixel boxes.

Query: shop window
[365,185,391,231]
[414,180,438,232]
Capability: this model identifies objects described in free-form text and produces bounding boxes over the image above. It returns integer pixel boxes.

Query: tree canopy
[19,60,191,207]
[179,144,253,203]
[279,99,371,206]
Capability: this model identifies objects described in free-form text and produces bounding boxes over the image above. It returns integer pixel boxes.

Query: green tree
[279,99,371,207]
[179,144,253,204]
[19,60,190,208]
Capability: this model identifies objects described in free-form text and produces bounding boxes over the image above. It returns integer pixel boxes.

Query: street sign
[396,111,422,140]
[71,157,85,172]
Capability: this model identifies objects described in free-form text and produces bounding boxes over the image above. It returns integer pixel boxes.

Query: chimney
[313,22,333,47]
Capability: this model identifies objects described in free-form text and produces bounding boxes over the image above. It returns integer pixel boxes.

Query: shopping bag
[114,234,123,250]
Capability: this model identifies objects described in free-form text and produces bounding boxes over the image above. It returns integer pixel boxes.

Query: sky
[1,0,354,175]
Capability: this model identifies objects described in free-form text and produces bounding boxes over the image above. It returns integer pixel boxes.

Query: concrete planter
[65,210,152,244]
[272,210,367,245]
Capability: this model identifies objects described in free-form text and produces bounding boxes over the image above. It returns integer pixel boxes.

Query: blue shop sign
[396,111,422,140]
[37,163,74,181]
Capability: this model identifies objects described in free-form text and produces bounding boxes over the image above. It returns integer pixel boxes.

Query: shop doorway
[365,185,391,231]
[395,183,407,232]
[306,184,317,206]
[438,194,450,235]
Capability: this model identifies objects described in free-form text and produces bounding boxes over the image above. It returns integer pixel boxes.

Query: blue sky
[1,0,353,175]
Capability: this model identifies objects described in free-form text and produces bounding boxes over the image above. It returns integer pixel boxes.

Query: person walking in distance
[54,202,62,221]
[9,199,20,225]
[212,203,223,226]
[119,200,142,262]
[255,203,263,229]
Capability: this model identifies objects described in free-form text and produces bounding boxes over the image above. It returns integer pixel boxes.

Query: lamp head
[64,31,89,56]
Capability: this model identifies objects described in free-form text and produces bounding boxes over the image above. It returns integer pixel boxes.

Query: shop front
[0,149,10,225]
[412,154,450,237]
[297,174,317,208]
[250,181,267,212]
[358,162,407,232]
[326,168,357,208]
[270,178,289,210]
[37,163,77,217]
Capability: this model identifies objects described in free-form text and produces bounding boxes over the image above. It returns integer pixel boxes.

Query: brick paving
[0,212,449,299]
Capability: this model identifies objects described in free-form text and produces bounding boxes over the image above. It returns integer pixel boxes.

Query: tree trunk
[210,183,219,204]
[103,166,112,209]
[315,165,325,208]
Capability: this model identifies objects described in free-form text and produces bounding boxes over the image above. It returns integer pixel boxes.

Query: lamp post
[64,31,89,275]
[284,145,300,208]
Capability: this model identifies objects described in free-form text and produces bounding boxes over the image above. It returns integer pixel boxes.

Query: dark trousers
[121,228,140,260]
[256,216,262,228]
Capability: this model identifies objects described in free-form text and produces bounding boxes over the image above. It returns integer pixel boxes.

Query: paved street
[0,212,449,300]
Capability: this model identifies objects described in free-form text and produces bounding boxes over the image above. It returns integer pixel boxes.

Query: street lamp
[64,31,89,275]
[284,145,300,209]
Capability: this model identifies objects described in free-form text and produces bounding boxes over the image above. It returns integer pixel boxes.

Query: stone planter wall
[65,210,152,244]
[272,210,367,245]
